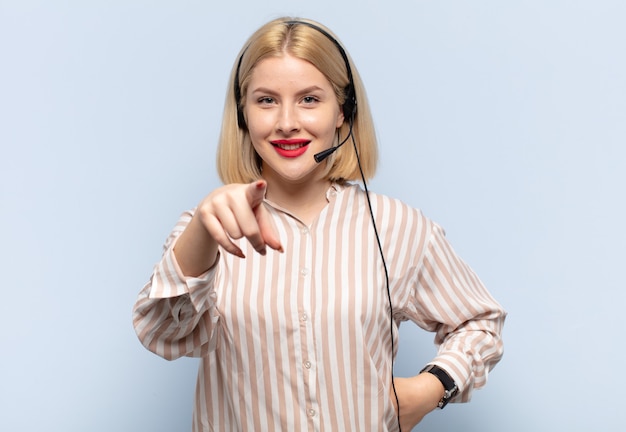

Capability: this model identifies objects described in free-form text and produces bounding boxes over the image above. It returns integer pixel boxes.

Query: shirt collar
[263,182,344,214]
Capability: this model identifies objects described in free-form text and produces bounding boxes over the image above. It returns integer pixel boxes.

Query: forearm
[174,210,219,277]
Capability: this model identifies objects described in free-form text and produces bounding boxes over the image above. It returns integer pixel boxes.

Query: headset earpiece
[342,84,357,121]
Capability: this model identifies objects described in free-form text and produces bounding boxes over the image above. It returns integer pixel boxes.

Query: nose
[276,103,300,133]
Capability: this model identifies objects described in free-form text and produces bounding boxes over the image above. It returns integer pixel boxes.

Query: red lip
[270,138,311,158]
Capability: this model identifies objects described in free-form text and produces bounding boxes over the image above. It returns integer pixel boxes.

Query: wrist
[419,364,459,409]
[175,214,219,277]
[411,372,445,411]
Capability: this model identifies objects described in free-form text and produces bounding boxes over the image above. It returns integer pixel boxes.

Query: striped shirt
[133,182,506,431]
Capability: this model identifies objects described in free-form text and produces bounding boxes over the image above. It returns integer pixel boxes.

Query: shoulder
[342,182,429,218]
[338,183,441,240]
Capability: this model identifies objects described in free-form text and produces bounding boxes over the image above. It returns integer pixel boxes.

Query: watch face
[439,385,458,409]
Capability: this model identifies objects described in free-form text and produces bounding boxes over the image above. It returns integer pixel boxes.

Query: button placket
[296,219,319,427]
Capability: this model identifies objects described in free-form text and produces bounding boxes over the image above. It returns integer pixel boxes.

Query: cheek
[246,113,271,139]
[301,112,342,133]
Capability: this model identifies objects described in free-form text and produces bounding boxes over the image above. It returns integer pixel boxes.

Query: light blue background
[1,1,624,431]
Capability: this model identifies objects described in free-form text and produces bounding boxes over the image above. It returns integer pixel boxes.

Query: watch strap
[419,364,459,409]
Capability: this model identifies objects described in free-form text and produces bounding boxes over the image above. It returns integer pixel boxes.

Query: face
[244,53,344,187]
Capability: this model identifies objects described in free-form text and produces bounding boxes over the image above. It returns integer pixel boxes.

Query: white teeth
[277,143,305,150]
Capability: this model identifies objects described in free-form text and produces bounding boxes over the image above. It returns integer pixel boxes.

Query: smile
[270,139,311,158]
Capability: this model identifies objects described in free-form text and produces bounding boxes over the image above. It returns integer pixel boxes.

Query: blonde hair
[216,17,378,184]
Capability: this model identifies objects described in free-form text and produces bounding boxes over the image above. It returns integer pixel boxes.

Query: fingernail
[259,246,267,256]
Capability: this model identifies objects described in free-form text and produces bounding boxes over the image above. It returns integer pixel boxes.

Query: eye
[257,96,275,105]
[302,95,319,104]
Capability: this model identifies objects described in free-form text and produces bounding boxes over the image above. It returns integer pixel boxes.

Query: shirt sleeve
[403,221,506,402]
[132,210,221,360]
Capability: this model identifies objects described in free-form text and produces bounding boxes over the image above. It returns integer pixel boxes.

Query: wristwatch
[419,364,459,409]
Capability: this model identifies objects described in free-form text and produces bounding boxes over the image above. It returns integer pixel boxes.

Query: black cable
[349,131,402,432]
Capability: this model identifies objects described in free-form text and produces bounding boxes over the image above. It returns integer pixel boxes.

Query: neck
[263,177,332,225]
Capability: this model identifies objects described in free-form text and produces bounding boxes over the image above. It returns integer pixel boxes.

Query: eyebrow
[249,85,326,96]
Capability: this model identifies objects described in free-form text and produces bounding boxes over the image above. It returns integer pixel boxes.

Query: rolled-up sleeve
[405,222,506,402]
[132,210,221,360]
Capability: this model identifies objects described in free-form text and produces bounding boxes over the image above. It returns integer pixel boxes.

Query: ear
[335,107,345,128]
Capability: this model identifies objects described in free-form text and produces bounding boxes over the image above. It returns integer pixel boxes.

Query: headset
[234,20,357,135]
[233,20,402,431]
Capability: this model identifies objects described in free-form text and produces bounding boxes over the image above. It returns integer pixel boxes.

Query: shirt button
[300,314,308,322]
[300,227,309,235]
[304,360,312,369]
[307,409,316,417]
[300,268,310,276]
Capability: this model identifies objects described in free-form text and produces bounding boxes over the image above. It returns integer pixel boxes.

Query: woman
[133,17,506,432]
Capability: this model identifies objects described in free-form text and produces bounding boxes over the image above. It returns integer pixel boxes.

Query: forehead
[248,54,332,90]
